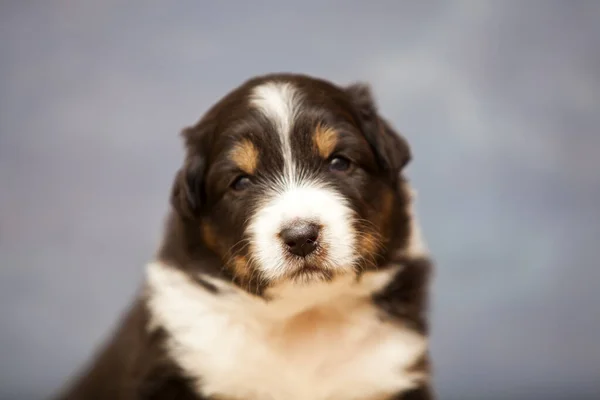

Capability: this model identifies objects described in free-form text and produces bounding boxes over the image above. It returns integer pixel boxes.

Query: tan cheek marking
[203,227,251,282]
[201,223,219,253]
[229,139,259,174]
[313,123,338,158]
[232,255,250,280]
[359,231,381,258]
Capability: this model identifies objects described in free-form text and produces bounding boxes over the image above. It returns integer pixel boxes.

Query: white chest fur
[146,262,427,400]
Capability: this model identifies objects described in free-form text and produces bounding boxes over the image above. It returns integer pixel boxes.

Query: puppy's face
[169,74,413,291]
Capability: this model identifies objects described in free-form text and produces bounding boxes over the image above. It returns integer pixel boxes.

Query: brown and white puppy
[56,73,434,400]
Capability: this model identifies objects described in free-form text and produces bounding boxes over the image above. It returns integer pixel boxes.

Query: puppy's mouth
[288,260,334,282]
[294,263,322,274]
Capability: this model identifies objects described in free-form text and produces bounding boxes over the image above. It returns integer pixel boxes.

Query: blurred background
[1,1,599,399]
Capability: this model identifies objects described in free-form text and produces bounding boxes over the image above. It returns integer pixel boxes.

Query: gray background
[1,1,599,399]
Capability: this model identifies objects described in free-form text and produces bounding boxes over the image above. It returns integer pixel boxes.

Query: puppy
[56,73,434,400]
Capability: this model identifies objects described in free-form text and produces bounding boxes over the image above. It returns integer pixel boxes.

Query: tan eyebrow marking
[229,139,259,174]
[313,123,338,158]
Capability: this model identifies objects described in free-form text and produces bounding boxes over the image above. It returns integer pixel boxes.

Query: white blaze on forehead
[249,81,301,176]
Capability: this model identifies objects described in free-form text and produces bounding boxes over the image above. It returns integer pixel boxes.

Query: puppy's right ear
[170,154,205,219]
[170,125,210,219]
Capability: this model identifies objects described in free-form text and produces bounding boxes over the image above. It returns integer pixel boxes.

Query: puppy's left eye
[231,175,252,191]
[328,156,352,172]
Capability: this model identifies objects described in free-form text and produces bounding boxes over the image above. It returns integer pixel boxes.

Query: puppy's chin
[275,256,353,286]
[287,263,335,285]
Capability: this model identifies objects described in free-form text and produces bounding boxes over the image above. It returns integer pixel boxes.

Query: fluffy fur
[56,73,435,400]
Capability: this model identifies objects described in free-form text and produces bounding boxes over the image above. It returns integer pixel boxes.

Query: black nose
[280,222,320,257]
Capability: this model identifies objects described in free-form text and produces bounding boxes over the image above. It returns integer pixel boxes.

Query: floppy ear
[170,126,209,219]
[345,83,411,183]
[170,154,205,219]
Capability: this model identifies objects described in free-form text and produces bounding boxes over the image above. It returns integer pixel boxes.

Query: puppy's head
[166,74,417,293]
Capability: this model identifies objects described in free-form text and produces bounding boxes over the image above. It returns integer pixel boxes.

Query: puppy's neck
[145,261,401,323]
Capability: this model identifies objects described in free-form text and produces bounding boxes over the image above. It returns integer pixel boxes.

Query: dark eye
[231,175,252,191]
[328,156,351,172]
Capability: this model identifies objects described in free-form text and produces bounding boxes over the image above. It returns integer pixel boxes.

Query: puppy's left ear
[345,83,411,183]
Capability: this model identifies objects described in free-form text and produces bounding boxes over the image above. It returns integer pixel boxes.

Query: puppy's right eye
[231,175,252,192]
